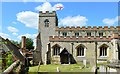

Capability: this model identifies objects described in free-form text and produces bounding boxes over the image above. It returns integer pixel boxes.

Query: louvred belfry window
[44,19,49,27]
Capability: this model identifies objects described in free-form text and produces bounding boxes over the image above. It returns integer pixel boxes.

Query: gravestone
[56,67,60,72]
[83,59,86,67]
[100,65,106,74]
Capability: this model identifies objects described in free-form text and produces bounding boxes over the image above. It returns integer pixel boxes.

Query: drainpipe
[95,41,98,74]
[71,43,74,55]
[95,30,98,74]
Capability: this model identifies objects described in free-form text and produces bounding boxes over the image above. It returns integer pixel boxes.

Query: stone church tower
[34,11,58,64]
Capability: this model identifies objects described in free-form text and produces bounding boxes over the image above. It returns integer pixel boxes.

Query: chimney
[21,36,26,49]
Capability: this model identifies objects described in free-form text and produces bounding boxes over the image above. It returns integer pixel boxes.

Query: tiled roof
[0,36,25,63]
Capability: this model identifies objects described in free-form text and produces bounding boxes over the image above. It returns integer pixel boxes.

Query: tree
[20,38,34,51]
[11,40,19,45]
[11,40,20,48]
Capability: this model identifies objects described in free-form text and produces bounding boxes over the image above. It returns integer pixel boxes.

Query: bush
[6,52,13,68]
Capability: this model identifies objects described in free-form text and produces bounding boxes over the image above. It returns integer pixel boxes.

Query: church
[33,11,120,66]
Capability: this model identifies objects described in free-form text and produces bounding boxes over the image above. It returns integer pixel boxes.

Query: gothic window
[100,44,108,57]
[87,32,91,37]
[53,44,60,56]
[63,32,67,37]
[76,45,84,56]
[75,32,79,37]
[44,19,49,27]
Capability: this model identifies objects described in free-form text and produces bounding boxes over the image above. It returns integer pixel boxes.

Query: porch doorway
[59,48,70,64]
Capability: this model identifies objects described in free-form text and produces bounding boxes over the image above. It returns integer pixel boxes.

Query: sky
[1,1,119,45]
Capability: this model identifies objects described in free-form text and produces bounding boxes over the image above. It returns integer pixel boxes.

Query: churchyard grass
[29,64,92,72]
[0,60,2,72]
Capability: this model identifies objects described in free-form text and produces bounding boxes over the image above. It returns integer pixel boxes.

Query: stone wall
[49,40,116,66]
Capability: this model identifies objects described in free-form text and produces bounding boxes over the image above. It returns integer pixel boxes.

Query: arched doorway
[59,48,70,64]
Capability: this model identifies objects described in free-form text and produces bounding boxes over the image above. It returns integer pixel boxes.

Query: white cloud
[0,32,10,39]
[12,33,18,36]
[16,11,39,29]
[102,16,118,26]
[12,21,17,24]
[16,2,64,29]
[17,33,37,46]
[7,26,19,33]
[17,33,31,39]
[35,2,64,12]
[17,33,37,40]
[59,15,88,26]
[35,2,52,12]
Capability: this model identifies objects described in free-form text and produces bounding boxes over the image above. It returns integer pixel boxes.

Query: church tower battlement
[39,11,56,17]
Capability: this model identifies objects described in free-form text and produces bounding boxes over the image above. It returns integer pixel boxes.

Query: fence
[2,60,20,74]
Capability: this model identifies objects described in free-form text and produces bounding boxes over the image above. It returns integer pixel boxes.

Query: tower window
[63,32,67,37]
[75,32,79,37]
[44,19,49,27]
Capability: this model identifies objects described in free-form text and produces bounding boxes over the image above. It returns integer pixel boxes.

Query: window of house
[63,32,67,37]
[77,46,84,56]
[75,32,79,37]
[100,45,107,57]
[53,45,60,56]
[44,19,49,27]
[87,32,91,37]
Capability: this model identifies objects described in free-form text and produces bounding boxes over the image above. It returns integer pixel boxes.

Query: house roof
[0,36,25,63]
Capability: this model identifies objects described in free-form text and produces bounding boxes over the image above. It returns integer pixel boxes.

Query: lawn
[0,60,2,65]
[29,64,92,72]
[0,60,2,72]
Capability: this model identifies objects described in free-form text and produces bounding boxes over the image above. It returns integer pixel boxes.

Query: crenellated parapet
[39,11,56,17]
[55,26,120,31]
[49,36,113,42]
[112,32,120,39]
